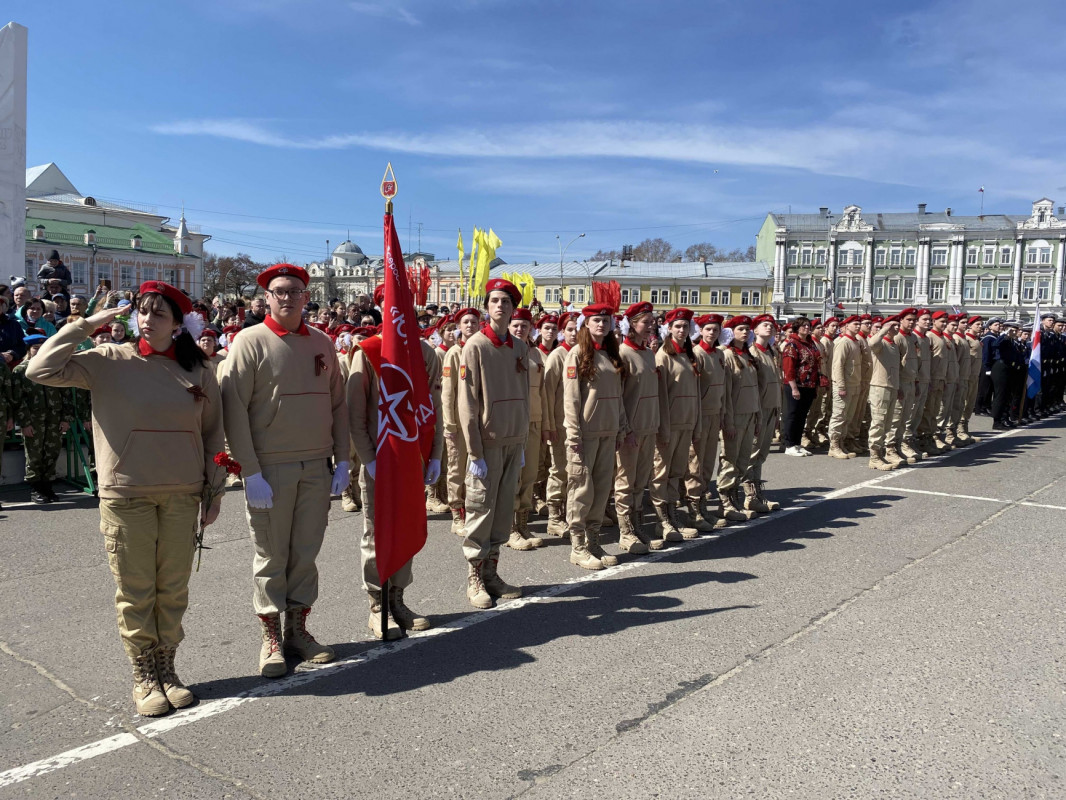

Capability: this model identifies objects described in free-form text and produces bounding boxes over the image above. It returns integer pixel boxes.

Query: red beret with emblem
[352,326,376,337]
[694,313,724,326]
[256,263,309,291]
[512,308,533,322]
[92,326,112,337]
[624,301,654,319]
[454,307,481,322]
[967,315,983,325]
[222,324,241,336]
[841,314,861,326]
[916,308,932,318]
[139,280,192,316]
[859,313,872,322]
[537,313,559,327]
[723,314,753,329]
[335,324,355,334]
[558,311,578,330]
[198,328,219,339]
[811,318,823,326]
[931,309,950,320]
[881,315,900,325]
[752,313,778,330]
[373,283,385,307]
[484,278,522,305]
[665,307,694,323]
[582,303,614,318]
[899,307,919,318]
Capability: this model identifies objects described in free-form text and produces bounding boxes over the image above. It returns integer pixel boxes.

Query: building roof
[770,210,1026,234]
[26,163,78,197]
[25,216,191,257]
[593,260,771,280]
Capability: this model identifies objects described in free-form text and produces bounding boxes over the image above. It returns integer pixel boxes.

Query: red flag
[374,211,437,585]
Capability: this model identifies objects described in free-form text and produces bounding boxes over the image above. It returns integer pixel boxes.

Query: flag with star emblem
[374,210,436,584]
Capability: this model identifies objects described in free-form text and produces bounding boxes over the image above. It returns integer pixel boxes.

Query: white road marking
[879,485,1066,511]
[0,422,1043,788]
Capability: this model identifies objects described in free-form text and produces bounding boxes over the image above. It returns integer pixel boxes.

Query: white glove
[331,460,351,495]
[366,460,376,480]
[468,458,488,480]
[244,472,274,509]
[520,450,525,468]
[424,458,441,485]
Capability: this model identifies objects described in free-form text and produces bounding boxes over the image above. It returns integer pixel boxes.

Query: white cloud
[348,1,421,26]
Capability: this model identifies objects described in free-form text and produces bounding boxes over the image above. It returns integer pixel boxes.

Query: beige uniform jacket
[723,344,761,417]
[656,340,702,437]
[832,334,862,388]
[819,335,835,378]
[694,340,730,416]
[543,342,571,436]
[527,343,548,426]
[966,334,983,373]
[857,334,873,385]
[914,332,932,382]
[346,348,379,468]
[441,343,463,433]
[954,333,972,383]
[619,339,667,438]
[894,332,917,382]
[869,331,901,388]
[927,330,950,381]
[563,345,628,445]
[749,342,781,411]
[458,328,531,460]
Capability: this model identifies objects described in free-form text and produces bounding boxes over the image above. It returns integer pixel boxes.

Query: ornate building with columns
[756,200,1066,320]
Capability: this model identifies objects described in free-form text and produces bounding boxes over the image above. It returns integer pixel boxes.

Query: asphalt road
[1,414,1064,799]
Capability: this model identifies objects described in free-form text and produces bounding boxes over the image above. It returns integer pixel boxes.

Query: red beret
[916,308,932,318]
[454,307,481,322]
[899,307,919,318]
[256,263,309,291]
[558,311,578,329]
[871,316,884,324]
[537,313,559,327]
[724,314,753,329]
[841,315,861,326]
[198,328,219,339]
[967,315,983,325]
[624,301,654,319]
[931,310,950,320]
[752,314,777,330]
[665,308,694,324]
[859,314,873,322]
[582,303,614,318]
[139,281,192,316]
[222,324,241,335]
[373,283,385,307]
[811,318,823,326]
[881,315,900,325]
[512,308,533,322]
[91,326,112,337]
[335,324,355,334]
[694,313,724,326]
[484,278,522,305]
[352,326,377,337]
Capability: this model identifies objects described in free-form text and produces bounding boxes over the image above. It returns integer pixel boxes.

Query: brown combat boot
[367,591,402,640]
[883,445,906,468]
[257,614,287,678]
[466,561,493,609]
[678,499,712,534]
[388,586,430,632]
[586,527,619,566]
[511,509,543,549]
[633,505,664,550]
[546,503,568,537]
[718,491,748,522]
[340,484,360,513]
[867,447,896,471]
[155,644,195,709]
[755,481,781,512]
[743,481,771,514]
[569,531,604,570]
[483,557,522,599]
[451,507,465,537]
[829,436,854,460]
[898,440,921,464]
[425,484,449,514]
[729,489,757,520]
[933,434,951,452]
[654,503,684,542]
[131,649,170,717]
[617,510,649,555]
[284,607,335,663]
[603,502,618,527]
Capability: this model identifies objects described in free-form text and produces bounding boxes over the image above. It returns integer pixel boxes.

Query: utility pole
[417,222,423,253]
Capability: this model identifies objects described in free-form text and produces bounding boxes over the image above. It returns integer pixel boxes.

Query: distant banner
[0,23,28,280]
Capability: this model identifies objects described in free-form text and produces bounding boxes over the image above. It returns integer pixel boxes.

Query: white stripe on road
[885,485,1066,511]
[0,422,1041,788]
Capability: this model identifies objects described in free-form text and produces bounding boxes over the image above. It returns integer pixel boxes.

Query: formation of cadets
[9,264,1064,718]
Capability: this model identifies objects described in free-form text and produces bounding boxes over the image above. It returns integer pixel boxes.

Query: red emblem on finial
[381,162,398,200]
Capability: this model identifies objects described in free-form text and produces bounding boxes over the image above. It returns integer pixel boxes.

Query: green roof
[25,216,190,257]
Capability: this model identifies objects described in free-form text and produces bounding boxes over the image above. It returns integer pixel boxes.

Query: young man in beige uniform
[542,312,578,537]
[510,307,547,550]
[717,315,760,521]
[745,314,782,513]
[442,307,482,535]
[867,315,902,471]
[911,309,935,454]
[922,310,951,453]
[221,264,350,678]
[829,315,862,459]
[948,314,973,446]
[847,315,873,453]
[960,316,984,444]
[684,313,730,529]
[813,317,839,442]
[457,278,530,608]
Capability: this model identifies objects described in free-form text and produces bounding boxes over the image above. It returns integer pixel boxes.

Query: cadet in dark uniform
[977,318,1002,415]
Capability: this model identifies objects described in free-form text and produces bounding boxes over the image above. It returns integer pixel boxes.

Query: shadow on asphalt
[934,433,1052,468]
[190,568,757,700]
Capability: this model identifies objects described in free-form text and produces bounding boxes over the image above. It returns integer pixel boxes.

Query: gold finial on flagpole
[381,162,398,214]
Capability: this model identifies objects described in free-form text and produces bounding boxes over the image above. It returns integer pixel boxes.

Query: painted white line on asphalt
[883,487,1006,504]
[0,422,1035,788]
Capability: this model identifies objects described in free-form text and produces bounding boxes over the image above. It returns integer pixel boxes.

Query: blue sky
[9,0,1066,264]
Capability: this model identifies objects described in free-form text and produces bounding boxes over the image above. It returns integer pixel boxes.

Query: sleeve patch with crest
[443,366,451,378]
[566,365,577,379]
[459,365,467,380]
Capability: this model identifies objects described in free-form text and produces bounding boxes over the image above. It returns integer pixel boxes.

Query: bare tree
[202,252,265,299]
[632,237,681,262]
[591,248,621,260]
[683,242,721,262]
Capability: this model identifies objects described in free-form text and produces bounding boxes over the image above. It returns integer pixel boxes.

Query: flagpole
[379,163,397,640]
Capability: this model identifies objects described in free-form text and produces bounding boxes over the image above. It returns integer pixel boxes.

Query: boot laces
[293,607,319,643]
[259,615,282,655]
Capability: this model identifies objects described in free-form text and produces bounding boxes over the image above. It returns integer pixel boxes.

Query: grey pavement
[1,414,1064,798]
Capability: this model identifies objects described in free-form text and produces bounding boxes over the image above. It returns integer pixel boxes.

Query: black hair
[790,316,811,334]
[136,293,208,373]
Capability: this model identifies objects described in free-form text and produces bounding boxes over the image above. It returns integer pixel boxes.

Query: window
[620,288,631,304]
[890,249,902,266]
[787,278,797,299]
[905,249,916,266]
[887,280,900,300]
[853,249,863,266]
[71,260,87,284]
[997,280,1010,301]
[816,249,826,266]
[851,277,863,298]
[788,250,798,265]
[25,257,35,278]
[679,290,689,305]
[708,290,719,305]
[874,278,885,299]
[801,250,812,265]
[660,289,669,305]
[164,269,177,286]
[720,291,730,305]
[689,290,700,305]
[450,287,457,302]
[142,266,156,283]
[741,290,750,305]
[569,288,578,303]
[903,278,915,299]
[1001,246,1013,265]
[963,278,977,301]
[799,276,811,298]
[930,281,946,301]
[932,249,948,266]
[836,278,847,299]
[1022,278,1035,301]
[1039,277,1052,301]
[120,265,133,287]
[980,280,994,301]
[875,250,886,266]
[578,288,585,303]
[1027,248,1038,264]
[984,247,995,265]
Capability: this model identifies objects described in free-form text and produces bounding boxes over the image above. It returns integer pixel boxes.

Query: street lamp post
[557,232,585,310]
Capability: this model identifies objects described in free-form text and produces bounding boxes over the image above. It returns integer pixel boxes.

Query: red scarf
[137,338,176,360]
[481,324,513,348]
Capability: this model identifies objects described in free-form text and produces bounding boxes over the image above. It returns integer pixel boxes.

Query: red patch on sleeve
[566,365,577,379]
[459,365,467,380]
[443,365,452,378]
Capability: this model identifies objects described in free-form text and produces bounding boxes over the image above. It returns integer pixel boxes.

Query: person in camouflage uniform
[13,332,73,503]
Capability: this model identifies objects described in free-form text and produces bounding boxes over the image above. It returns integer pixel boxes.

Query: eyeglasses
[267,289,308,301]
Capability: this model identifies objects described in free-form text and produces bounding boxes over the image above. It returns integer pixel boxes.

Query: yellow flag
[467,228,480,296]
[456,229,465,295]
[474,229,493,297]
